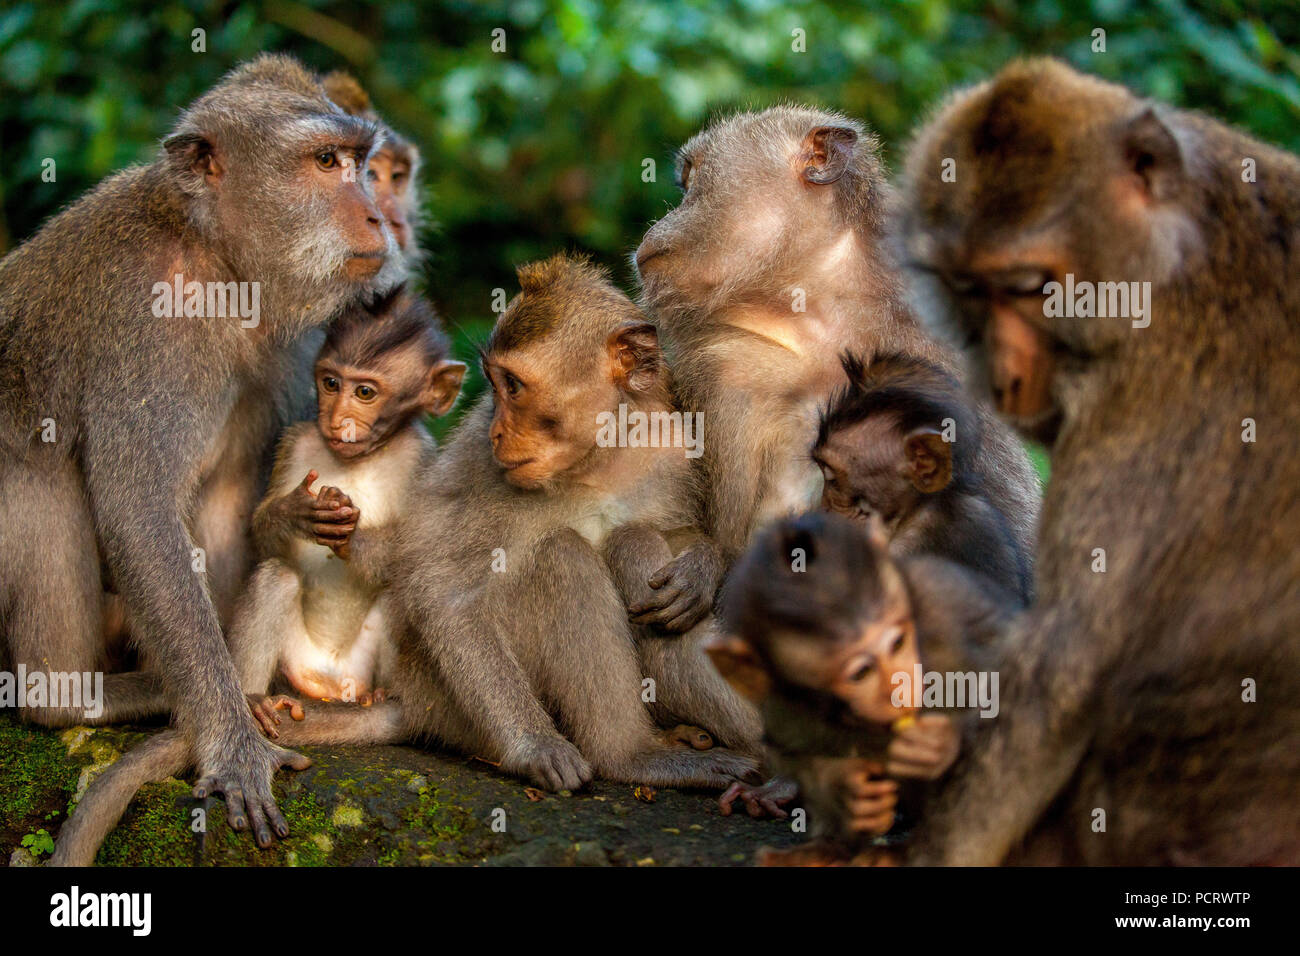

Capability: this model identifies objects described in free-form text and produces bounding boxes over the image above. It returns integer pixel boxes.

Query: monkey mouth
[495,456,536,471]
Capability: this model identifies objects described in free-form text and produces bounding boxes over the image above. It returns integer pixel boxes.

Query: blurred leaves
[1,0,1296,404]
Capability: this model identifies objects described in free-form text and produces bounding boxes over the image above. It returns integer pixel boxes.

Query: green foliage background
[1,0,1296,418]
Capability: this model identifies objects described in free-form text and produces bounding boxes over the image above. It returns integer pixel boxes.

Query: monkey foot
[247,693,306,739]
[666,723,714,750]
[756,841,852,867]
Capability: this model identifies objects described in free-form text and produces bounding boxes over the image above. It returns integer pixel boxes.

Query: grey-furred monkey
[51,254,757,866]
[633,106,1040,565]
[4,54,400,857]
[229,288,465,718]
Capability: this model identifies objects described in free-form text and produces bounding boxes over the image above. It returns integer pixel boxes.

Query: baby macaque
[814,352,1032,604]
[710,511,1015,865]
[229,288,465,717]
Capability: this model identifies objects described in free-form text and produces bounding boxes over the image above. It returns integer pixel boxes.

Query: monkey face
[483,352,604,489]
[813,416,919,533]
[635,110,863,315]
[366,145,417,252]
[299,139,394,282]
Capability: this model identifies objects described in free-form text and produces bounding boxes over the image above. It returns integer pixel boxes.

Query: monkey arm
[907,606,1093,865]
[343,522,399,587]
[604,523,724,633]
[251,425,319,561]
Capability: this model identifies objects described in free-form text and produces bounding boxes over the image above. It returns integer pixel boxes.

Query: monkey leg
[226,559,303,696]
[510,529,756,789]
[1,459,167,725]
[604,524,761,751]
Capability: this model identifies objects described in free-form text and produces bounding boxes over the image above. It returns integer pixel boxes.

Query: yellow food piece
[892,714,917,732]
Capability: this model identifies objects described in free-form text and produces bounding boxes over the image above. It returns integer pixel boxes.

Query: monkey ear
[1122,108,1183,203]
[164,132,223,186]
[800,126,858,186]
[607,322,663,393]
[903,427,953,494]
[421,360,467,417]
[703,634,772,704]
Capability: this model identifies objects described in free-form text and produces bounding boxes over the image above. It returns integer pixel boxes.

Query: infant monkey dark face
[714,512,921,726]
[316,291,466,460]
[814,353,967,539]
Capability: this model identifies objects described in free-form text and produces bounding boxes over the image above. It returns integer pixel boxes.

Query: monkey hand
[501,733,592,792]
[837,762,899,836]
[886,714,960,781]
[312,484,359,556]
[630,539,724,633]
[718,775,798,819]
[194,729,312,850]
[247,693,305,740]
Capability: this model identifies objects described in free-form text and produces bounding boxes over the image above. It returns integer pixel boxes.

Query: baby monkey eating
[229,288,466,716]
[710,511,1014,865]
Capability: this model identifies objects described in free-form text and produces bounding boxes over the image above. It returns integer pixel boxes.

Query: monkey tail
[48,729,191,867]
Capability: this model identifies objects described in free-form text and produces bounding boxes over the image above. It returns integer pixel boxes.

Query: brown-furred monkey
[813,351,1032,604]
[899,58,1300,864]
[51,254,757,866]
[229,288,465,719]
[2,55,399,853]
[710,511,1015,865]
[634,106,1040,568]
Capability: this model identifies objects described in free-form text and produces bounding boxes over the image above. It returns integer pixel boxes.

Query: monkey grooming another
[710,512,1014,865]
[813,352,1032,604]
[3,54,398,852]
[899,58,1300,864]
[229,288,465,720]
[634,106,1040,566]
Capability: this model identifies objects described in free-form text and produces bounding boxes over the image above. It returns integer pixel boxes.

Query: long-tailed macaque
[2,55,398,851]
[898,58,1300,865]
[814,352,1032,603]
[634,106,1040,566]
[710,512,1014,865]
[51,255,757,866]
[229,289,465,718]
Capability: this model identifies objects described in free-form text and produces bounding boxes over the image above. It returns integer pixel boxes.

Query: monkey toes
[247,693,306,740]
[194,737,312,849]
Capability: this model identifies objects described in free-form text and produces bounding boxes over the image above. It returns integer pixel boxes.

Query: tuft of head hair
[818,352,981,490]
[722,511,887,660]
[224,53,325,98]
[322,285,449,369]
[488,252,640,355]
[322,71,375,119]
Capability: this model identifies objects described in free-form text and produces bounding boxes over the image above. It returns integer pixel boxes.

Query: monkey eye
[355,384,377,401]
[887,629,907,656]
[321,376,340,393]
[503,372,523,398]
[391,168,409,184]
[945,272,980,297]
[846,658,877,683]
[366,167,380,182]
[1001,268,1053,296]
[316,150,340,171]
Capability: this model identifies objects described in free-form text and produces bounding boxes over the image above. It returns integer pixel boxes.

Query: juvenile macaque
[634,106,1039,566]
[814,352,1032,603]
[229,288,465,716]
[2,54,397,852]
[710,512,1014,865]
[899,58,1300,864]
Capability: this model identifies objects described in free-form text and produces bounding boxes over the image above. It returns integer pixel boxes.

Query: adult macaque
[634,106,1039,564]
[814,352,1031,603]
[710,512,1014,865]
[323,72,422,262]
[899,58,1300,864]
[52,254,756,867]
[230,288,465,715]
[0,55,398,850]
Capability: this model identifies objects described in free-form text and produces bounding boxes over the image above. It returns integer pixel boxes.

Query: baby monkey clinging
[814,352,1032,604]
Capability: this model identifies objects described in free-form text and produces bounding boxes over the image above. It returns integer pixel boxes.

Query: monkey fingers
[843,777,899,835]
[887,715,960,780]
[630,564,709,632]
[194,742,312,848]
[718,775,797,818]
